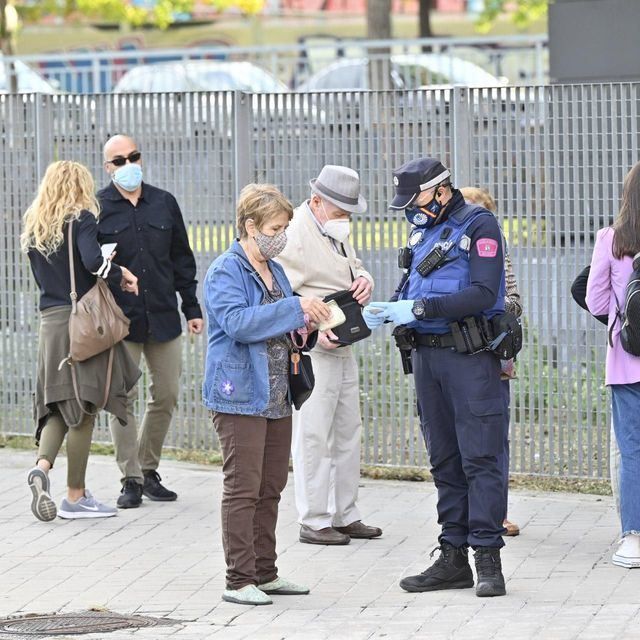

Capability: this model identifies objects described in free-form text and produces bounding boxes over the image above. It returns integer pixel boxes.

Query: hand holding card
[100,243,117,260]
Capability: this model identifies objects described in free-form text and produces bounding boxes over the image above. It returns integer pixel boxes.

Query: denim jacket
[202,240,305,415]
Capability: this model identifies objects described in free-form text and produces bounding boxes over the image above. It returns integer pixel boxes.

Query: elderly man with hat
[364,158,509,597]
[276,165,382,545]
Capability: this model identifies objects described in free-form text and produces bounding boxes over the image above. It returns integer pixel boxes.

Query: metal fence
[2,81,638,478]
[2,34,548,94]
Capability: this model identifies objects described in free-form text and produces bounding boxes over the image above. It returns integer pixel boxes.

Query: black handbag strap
[338,242,355,282]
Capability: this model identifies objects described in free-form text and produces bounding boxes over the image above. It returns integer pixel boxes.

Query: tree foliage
[475,0,548,33]
[19,0,264,29]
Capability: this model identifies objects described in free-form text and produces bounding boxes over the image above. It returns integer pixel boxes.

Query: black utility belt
[413,332,457,349]
[393,313,523,360]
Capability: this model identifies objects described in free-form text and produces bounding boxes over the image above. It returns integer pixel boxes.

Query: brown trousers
[212,412,292,590]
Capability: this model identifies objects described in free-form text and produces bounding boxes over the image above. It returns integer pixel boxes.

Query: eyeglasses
[107,151,141,167]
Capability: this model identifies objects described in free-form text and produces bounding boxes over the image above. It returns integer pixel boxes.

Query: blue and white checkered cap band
[419,169,451,191]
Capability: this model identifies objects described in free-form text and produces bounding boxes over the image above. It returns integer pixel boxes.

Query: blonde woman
[203,184,331,605]
[22,161,140,522]
[461,187,522,537]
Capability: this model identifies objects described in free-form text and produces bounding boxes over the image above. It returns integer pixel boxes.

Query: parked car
[0,58,59,93]
[112,59,321,130]
[113,60,288,93]
[296,54,507,92]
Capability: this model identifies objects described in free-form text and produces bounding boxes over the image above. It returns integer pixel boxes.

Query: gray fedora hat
[309,165,367,214]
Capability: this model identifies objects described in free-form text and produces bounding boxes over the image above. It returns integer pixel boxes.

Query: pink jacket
[586,226,640,385]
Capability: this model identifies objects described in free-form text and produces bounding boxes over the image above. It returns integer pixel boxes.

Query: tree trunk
[366,0,392,91]
[419,0,434,38]
[0,0,17,93]
[419,0,435,53]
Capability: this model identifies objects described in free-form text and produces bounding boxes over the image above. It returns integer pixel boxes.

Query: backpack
[612,252,640,356]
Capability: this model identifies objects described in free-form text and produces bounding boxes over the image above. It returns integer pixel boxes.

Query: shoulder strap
[338,243,355,282]
[67,219,78,313]
[609,289,622,348]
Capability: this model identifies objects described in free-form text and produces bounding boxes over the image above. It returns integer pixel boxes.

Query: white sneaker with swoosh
[58,490,117,519]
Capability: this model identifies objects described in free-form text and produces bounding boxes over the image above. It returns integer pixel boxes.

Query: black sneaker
[399,542,474,592]
[143,470,177,502]
[117,478,143,509]
[474,547,506,597]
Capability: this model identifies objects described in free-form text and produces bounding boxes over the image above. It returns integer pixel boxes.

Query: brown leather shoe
[503,519,520,537]
[299,525,350,545]
[335,520,383,539]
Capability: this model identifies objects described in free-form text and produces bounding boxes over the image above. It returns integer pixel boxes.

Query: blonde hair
[21,161,100,257]
[236,183,293,239]
[460,187,496,213]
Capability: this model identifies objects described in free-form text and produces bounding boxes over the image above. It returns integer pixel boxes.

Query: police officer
[364,157,508,597]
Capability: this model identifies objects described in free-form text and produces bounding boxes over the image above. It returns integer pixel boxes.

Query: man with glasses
[98,134,203,509]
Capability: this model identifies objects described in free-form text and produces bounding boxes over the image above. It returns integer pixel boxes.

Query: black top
[391,191,504,319]
[571,265,608,325]
[97,181,202,343]
[28,209,123,311]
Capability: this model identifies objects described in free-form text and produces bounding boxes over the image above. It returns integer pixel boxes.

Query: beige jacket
[276,201,374,299]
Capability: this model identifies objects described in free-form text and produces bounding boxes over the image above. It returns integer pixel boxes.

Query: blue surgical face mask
[405,204,439,229]
[113,163,143,192]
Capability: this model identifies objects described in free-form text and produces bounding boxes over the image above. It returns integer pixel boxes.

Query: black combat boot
[474,547,506,597]
[399,542,474,592]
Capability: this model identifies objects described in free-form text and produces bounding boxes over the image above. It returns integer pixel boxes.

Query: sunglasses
[108,151,141,167]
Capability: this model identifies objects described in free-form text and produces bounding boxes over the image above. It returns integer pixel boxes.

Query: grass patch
[16,13,546,56]
[2,433,610,496]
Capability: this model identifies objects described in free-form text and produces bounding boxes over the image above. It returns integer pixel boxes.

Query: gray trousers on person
[109,336,182,484]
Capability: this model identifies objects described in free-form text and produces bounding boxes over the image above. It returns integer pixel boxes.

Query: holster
[392,325,415,375]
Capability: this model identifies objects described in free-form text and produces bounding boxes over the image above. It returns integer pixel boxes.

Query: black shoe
[143,470,177,502]
[474,547,506,597]
[399,542,474,592]
[117,478,143,509]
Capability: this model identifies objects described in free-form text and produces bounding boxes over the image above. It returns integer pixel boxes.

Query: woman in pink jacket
[586,161,640,569]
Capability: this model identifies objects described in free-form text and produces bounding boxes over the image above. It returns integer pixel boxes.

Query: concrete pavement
[1,449,639,640]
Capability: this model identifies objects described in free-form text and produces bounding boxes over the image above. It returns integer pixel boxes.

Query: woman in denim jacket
[587,161,640,569]
[203,184,330,606]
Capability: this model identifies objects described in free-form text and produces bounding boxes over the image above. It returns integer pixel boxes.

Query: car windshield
[393,54,502,89]
[302,60,404,91]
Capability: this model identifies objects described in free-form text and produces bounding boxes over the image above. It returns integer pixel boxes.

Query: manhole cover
[0,610,180,637]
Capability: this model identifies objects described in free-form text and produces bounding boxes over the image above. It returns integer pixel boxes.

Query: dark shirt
[97,182,202,343]
[391,191,504,319]
[571,265,609,325]
[28,209,123,310]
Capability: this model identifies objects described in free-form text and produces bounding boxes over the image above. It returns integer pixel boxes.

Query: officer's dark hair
[435,179,453,192]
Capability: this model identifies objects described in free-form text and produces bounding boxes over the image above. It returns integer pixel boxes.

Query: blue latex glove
[362,304,387,329]
[368,300,416,325]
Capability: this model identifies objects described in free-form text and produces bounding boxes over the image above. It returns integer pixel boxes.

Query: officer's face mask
[320,201,351,243]
[113,162,143,192]
[253,228,288,260]
[405,188,444,228]
[405,204,439,229]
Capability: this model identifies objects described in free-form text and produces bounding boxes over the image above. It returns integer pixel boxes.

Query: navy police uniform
[392,160,508,551]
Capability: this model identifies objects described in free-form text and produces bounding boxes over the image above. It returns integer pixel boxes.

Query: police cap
[390,157,451,210]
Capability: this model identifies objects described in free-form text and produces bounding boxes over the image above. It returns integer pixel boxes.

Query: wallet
[317,300,347,332]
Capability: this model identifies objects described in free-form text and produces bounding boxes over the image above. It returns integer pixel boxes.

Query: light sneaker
[27,467,57,522]
[612,533,640,568]
[58,490,117,519]
[258,576,310,595]
[222,584,272,606]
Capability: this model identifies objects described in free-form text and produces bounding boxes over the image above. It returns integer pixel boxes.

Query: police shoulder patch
[476,238,498,258]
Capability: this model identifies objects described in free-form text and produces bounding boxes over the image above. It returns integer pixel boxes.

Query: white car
[113,60,288,93]
[0,58,58,93]
[296,54,507,92]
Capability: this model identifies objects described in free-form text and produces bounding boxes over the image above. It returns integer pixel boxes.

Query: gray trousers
[109,336,182,484]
